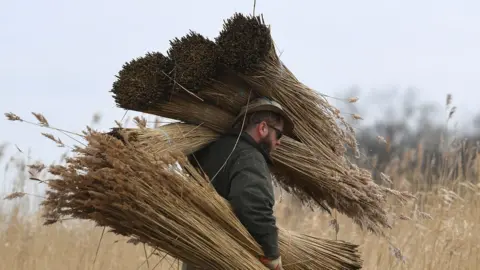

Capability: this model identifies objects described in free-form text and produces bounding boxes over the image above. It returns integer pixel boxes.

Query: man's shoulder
[205,132,248,150]
[230,143,268,172]
[213,134,256,152]
[206,133,269,166]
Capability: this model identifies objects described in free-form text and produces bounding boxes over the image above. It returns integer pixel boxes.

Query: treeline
[336,87,480,187]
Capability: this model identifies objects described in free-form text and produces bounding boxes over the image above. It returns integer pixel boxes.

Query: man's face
[258,119,284,153]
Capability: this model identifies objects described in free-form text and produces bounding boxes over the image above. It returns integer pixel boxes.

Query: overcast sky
[1,0,480,197]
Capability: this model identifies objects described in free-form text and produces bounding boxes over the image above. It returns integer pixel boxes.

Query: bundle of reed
[215,13,358,157]
[113,122,413,236]
[111,51,175,111]
[109,28,413,236]
[108,123,219,156]
[109,44,238,132]
[141,95,234,133]
[42,129,363,270]
[196,78,259,114]
[110,29,258,117]
[167,31,222,93]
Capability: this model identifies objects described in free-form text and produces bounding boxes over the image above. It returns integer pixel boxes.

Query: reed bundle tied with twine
[41,129,362,270]
[109,12,414,236]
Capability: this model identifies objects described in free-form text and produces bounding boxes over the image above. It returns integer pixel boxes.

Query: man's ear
[260,121,268,135]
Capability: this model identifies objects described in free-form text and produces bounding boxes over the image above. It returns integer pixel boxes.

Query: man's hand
[259,256,283,270]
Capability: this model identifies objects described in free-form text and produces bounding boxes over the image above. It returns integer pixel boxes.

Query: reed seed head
[446,93,452,106]
[449,106,456,119]
[5,112,22,121]
[348,97,359,103]
[4,192,26,200]
[352,114,363,120]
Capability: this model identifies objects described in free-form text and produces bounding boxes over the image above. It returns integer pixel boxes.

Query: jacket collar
[227,130,274,165]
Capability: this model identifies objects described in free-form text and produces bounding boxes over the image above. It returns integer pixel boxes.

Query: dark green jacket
[189,131,279,259]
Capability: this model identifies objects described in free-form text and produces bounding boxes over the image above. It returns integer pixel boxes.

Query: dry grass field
[1,139,479,269]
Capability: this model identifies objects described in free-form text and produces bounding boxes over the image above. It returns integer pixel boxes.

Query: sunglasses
[266,124,283,140]
[250,120,284,140]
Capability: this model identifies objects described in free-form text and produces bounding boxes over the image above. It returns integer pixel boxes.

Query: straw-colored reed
[197,78,260,114]
[141,95,234,133]
[41,129,363,270]
[215,13,358,157]
[108,17,414,236]
[115,120,413,236]
[108,123,219,156]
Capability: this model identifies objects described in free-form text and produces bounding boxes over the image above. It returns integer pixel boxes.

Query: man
[183,97,294,270]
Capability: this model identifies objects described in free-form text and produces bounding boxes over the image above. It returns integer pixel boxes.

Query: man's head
[244,111,285,153]
[232,97,294,153]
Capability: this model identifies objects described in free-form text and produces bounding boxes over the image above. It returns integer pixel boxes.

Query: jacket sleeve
[227,150,279,259]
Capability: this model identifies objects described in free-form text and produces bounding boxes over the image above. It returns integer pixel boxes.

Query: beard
[258,137,273,154]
